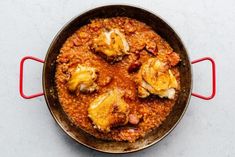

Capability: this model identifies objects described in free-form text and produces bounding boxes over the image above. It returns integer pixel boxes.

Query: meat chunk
[145,40,158,55]
[136,58,178,99]
[88,88,129,132]
[129,114,140,125]
[92,29,129,62]
[157,51,180,67]
[124,22,136,33]
[128,61,142,73]
[167,51,180,66]
[67,65,98,93]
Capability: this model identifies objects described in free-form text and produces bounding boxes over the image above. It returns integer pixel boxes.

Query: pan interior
[43,5,192,153]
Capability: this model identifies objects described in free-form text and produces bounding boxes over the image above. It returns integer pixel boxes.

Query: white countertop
[0,0,234,156]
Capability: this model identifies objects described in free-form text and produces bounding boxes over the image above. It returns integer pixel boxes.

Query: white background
[0,0,234,156]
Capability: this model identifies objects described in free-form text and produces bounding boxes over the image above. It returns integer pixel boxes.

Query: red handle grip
[19,56,44,99]
[191,57,216,100]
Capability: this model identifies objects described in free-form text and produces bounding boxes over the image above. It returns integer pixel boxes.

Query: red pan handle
[19,56,44,99]
[191,57,216,100]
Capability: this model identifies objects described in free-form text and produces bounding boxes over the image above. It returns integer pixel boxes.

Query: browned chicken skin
[136,57,179,99]
[67,65,98,93]
[88,88,130,132]
[92,29,130,62]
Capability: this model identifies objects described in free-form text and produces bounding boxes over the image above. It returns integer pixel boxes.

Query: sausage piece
[128,61,142,73]
[129,114,140,125]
